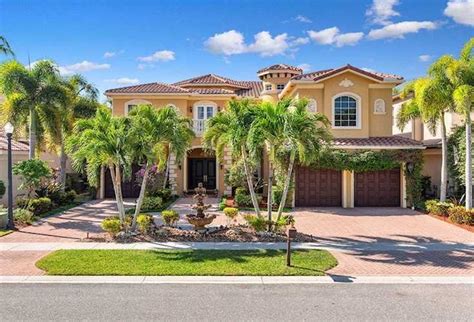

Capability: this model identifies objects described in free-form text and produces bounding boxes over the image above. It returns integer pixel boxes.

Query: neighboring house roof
[292,64,403,83]
[0,129,29,152]
[393,92,414,103]
[257,64,302,74]
[333,136,424,149]
[422,138,442,148]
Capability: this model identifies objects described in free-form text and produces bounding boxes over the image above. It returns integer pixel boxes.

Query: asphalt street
[1,283,473,321]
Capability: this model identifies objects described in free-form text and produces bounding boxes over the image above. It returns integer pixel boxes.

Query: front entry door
[188,158,216,190]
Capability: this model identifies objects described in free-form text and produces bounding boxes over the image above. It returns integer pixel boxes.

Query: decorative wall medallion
[307,99,317,113]
[374,99,386,114]
[339,78,354,88]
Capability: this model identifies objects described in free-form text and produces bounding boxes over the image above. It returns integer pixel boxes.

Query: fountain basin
[186,214,217,230]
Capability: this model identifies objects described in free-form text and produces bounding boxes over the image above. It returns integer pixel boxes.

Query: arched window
[332,93,361,128]
[307,99,317,113]
[124,99,152,115]
[374,99,386,114]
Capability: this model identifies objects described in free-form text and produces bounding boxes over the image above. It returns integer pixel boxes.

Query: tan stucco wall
[422,149,442,196]
[0,152,28,205]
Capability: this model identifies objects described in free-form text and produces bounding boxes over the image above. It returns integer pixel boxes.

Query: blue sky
[1,0,473,99]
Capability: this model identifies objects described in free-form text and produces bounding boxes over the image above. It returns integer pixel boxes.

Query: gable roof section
[292,64,403,83]
[173,74,249,88]
[105,82,190,94]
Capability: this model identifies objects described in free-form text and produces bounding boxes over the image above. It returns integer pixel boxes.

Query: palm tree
[275,98,331,221]
[128,105,193,230]
[66,107,133,225]
[203,99,262,216]
[0,36,14,56]
[449,38,474,208]
[0,60,66,159]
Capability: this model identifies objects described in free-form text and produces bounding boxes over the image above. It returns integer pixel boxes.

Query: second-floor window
[333,95,359,128]
[276,84,285,90]
[265,84,272,91]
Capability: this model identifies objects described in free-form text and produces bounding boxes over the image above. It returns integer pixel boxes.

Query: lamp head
[4,122,14,135]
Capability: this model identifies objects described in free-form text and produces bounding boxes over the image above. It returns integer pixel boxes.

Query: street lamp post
[4,122,14,230]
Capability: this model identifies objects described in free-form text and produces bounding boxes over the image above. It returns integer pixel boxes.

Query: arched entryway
[184,147,218,191]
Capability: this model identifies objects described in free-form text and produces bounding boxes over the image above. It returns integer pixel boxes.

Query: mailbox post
[286,226,297,267]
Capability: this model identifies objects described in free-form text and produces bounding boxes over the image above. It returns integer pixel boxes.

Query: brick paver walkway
[1,199,473,276]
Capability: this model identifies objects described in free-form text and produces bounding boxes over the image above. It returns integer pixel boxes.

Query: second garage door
[295,167,342,207]
[354,168,401,207]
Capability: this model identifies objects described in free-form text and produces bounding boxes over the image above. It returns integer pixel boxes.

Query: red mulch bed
[428,213,474,233]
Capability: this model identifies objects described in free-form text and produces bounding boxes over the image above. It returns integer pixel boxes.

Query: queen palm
[203,99,262,216]
[0,60,66,159]
[129,105,193,230]
[66,107,133,225]
[275,98,331,221]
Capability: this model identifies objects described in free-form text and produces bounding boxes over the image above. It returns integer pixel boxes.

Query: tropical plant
[12,159,52,197]
[13,208,34,225]
[0,180,5,198]
[0,36,14,56]
[66,107,133,225]
[161,210,180,226]
[0,60,67,159]
[128,105,193,231]
[248,98,331,223]
[203,99,262,216]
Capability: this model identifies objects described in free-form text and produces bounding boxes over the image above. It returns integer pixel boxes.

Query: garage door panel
[355,168,400,207]
[296,167,342,207]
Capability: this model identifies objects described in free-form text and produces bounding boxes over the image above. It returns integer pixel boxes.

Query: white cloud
[291,37,310,46]
[295,15,312,23]
[419,54,432,62]
[366,0,400,25]
[104,51,116,58]
[137,50,175,62]
[105,77,139,85]
[362,67,376,73]
[444,0,474,26]
[308,27,364,47]
[247,31,289,56]
[367,21,437,40]
[297,63,311,72]
[58,61,110,76]
[204,30,294,57]
[204,30,247,55]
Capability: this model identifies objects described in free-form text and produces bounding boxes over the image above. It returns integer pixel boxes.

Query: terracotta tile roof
[190,88,235,95]
[0,129,29,152]
[292,64,403,82]
[173,74,248,88]
[257,64,302,74]
[105,82,190,94]
[235,81,264,97]
[333,136,424,149]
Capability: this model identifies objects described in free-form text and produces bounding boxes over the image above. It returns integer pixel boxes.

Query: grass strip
[36,249,337,276]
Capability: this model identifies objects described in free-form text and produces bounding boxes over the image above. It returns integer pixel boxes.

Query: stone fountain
[186,183,216,230]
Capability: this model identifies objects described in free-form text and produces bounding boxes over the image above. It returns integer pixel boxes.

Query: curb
[1,275,473,284]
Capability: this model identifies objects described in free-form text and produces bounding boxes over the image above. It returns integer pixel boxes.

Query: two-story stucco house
[104,64,424,208]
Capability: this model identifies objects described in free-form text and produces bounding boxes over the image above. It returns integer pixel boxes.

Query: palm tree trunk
[241,146,261,216]
[465,114,472,209]
[59,142,67,192]
[276,150,295,222]
[163,153,170,189]
[132,162,150,231]
[440,113,448,202]
[110,164,126,226]
[29,107,36,159]
[267,160,273,230]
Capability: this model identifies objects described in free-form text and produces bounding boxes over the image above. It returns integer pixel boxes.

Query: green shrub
[223,207,239,220]
[141,196,163,211]
[12,159,51,197]
[101,217,122,236]
[137,214,153,233]
[272,186,283,207]
[13,208,34,225]
[16,197,29,209]
[235,188,252,207]
[161,210,180,226]
[448,206,474,226]
[425,199,453,217]
[0,180,5,198]
[218,198,226,211]
[61,190,77,205]
[28,197,52,216]
[157,188,172,201]
[243,214,267,232]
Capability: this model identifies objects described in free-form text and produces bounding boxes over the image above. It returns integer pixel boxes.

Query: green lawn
[0,229,13,237]
[36,249,337,276]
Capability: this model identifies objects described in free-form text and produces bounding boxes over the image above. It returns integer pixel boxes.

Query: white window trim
[193,101,217,119]
[331,92,362,130]
[373,98,386,115]
[265,84,272,91]
[124,99,152,116]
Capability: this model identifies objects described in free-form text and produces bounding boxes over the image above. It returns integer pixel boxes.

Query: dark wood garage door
[295,167,342,207]
[104,164,141,199]
[355,168,400,207]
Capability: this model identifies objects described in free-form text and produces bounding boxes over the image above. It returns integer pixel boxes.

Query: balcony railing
[192,119,206,136]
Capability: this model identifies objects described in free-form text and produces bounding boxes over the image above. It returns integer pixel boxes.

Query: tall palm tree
[66,107,133,224]
[129,105,193,230]
[275,98,331,221]
[0,60,66,159]
[449,38,474,208]
[203,99,262,216]
[0,36,14,56]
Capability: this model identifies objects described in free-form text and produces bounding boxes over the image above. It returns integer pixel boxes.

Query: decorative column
[168,152,178,195]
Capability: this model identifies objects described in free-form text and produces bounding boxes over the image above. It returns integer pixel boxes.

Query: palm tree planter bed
[36,249,337,276]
